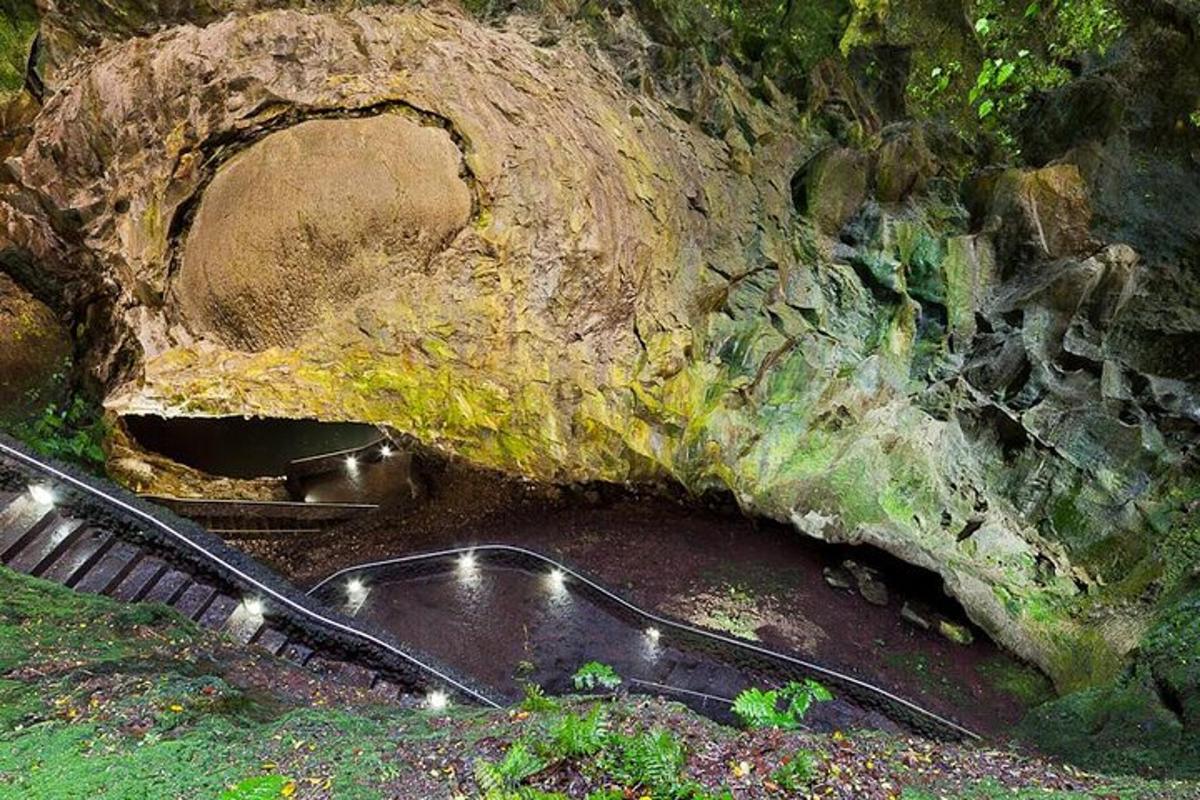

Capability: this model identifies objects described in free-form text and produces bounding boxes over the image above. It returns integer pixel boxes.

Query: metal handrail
[0,440,499,709]
[309,544,983,742]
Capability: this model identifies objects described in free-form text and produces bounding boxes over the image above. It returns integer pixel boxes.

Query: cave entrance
[123,415,381,479]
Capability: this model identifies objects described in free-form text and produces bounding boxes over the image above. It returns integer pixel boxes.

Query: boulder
[795,147,870,234]
[979,164,1093,269]
[844,560,890,607]
[875,127,936,203]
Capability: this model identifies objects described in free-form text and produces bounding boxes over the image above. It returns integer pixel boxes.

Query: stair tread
[7,519,86,575]
[173,583,217,620]
[141,570,191,605]
[40,528,114,585]
[73,542,143,594]
[0,506,58,561]
[282,642,314,666]
[251,627,289,655]
[198,594,240,630]
[110,557,168,603]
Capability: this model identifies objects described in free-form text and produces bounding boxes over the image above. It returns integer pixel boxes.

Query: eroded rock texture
[1,0,1197,702]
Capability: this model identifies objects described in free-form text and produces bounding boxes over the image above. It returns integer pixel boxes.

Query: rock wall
[1,0,1197,700]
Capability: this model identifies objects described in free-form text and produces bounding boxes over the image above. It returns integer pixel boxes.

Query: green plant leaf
[220,775,289,800]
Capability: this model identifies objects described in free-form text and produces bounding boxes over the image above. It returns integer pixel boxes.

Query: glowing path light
[427,689,449,711]
[458,552,477,572]
[344,455,359,473]
[379,445,394,459]
[547,568,566,590]
[241,597,265,620]
[645,626,661,643]
[28,484,55,506]
[345,577,370,614]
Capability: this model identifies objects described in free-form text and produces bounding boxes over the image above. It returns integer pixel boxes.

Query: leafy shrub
[572,662,622,692]
[731,680,832,730]
[599,729,687,796]
[8,395,107,471]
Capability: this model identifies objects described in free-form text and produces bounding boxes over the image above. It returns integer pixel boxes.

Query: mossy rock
[795,146,870,234]
[1022,590,1200,779]
[0,273,70,424]
[0,0,37,100]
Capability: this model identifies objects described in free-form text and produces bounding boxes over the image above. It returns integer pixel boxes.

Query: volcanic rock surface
[0,0,1197,715]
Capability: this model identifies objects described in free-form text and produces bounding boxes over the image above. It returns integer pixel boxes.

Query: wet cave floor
[222,451,1053,741]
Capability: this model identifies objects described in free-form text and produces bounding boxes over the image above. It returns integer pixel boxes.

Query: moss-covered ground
[0,567,1195,799]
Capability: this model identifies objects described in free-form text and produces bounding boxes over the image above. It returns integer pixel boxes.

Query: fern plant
[521,682,560,713]
[474,741,546,796]
[571,661,622,692]
[731,680,832,730]
[546,706,609,758]
[600,730,686,797]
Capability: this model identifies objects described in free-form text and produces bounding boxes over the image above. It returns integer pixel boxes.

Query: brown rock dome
[176,113,473,351]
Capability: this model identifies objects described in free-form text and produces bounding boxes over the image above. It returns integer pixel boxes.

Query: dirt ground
[231,453,1053,741]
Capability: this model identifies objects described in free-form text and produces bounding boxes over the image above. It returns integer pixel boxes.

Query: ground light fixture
[379,445,394,458]
[646,626,661,643]
[458,552,477,571]
[345,577,370,614]
[344,455,359,472]
[241,597,265,620]
[427,689,449,711]
[28,484,55,506]
[547,568,566,589]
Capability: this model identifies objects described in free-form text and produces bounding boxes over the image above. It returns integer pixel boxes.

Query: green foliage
[1021,590,1200,779]
[546,706,609,758]
[731,680,833,730]
[897,0,1125,144]
[572,661,623,692]
[0,0,37,97]
[598,729,688,797]
[475,742,548,796]
[521,682,561,713]
[7,395,108,471]
[769,750,816,792]
[220,775,292,800]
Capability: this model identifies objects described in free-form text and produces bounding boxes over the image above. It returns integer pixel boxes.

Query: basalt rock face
[1,0,1198,702]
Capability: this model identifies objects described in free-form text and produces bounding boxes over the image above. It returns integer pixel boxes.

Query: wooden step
[282,642,314,666]
[198,594,239,630]
[250,626,289,655]
[6,518,86,575]
[0,508,58,562]
[173,583,217,621]
[141,569,191,606]
[110,557,169,603]
[73,542,143,594]
[40,528,114,586]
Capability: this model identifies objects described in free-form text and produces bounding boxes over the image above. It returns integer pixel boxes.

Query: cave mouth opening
[123,414,382,479]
